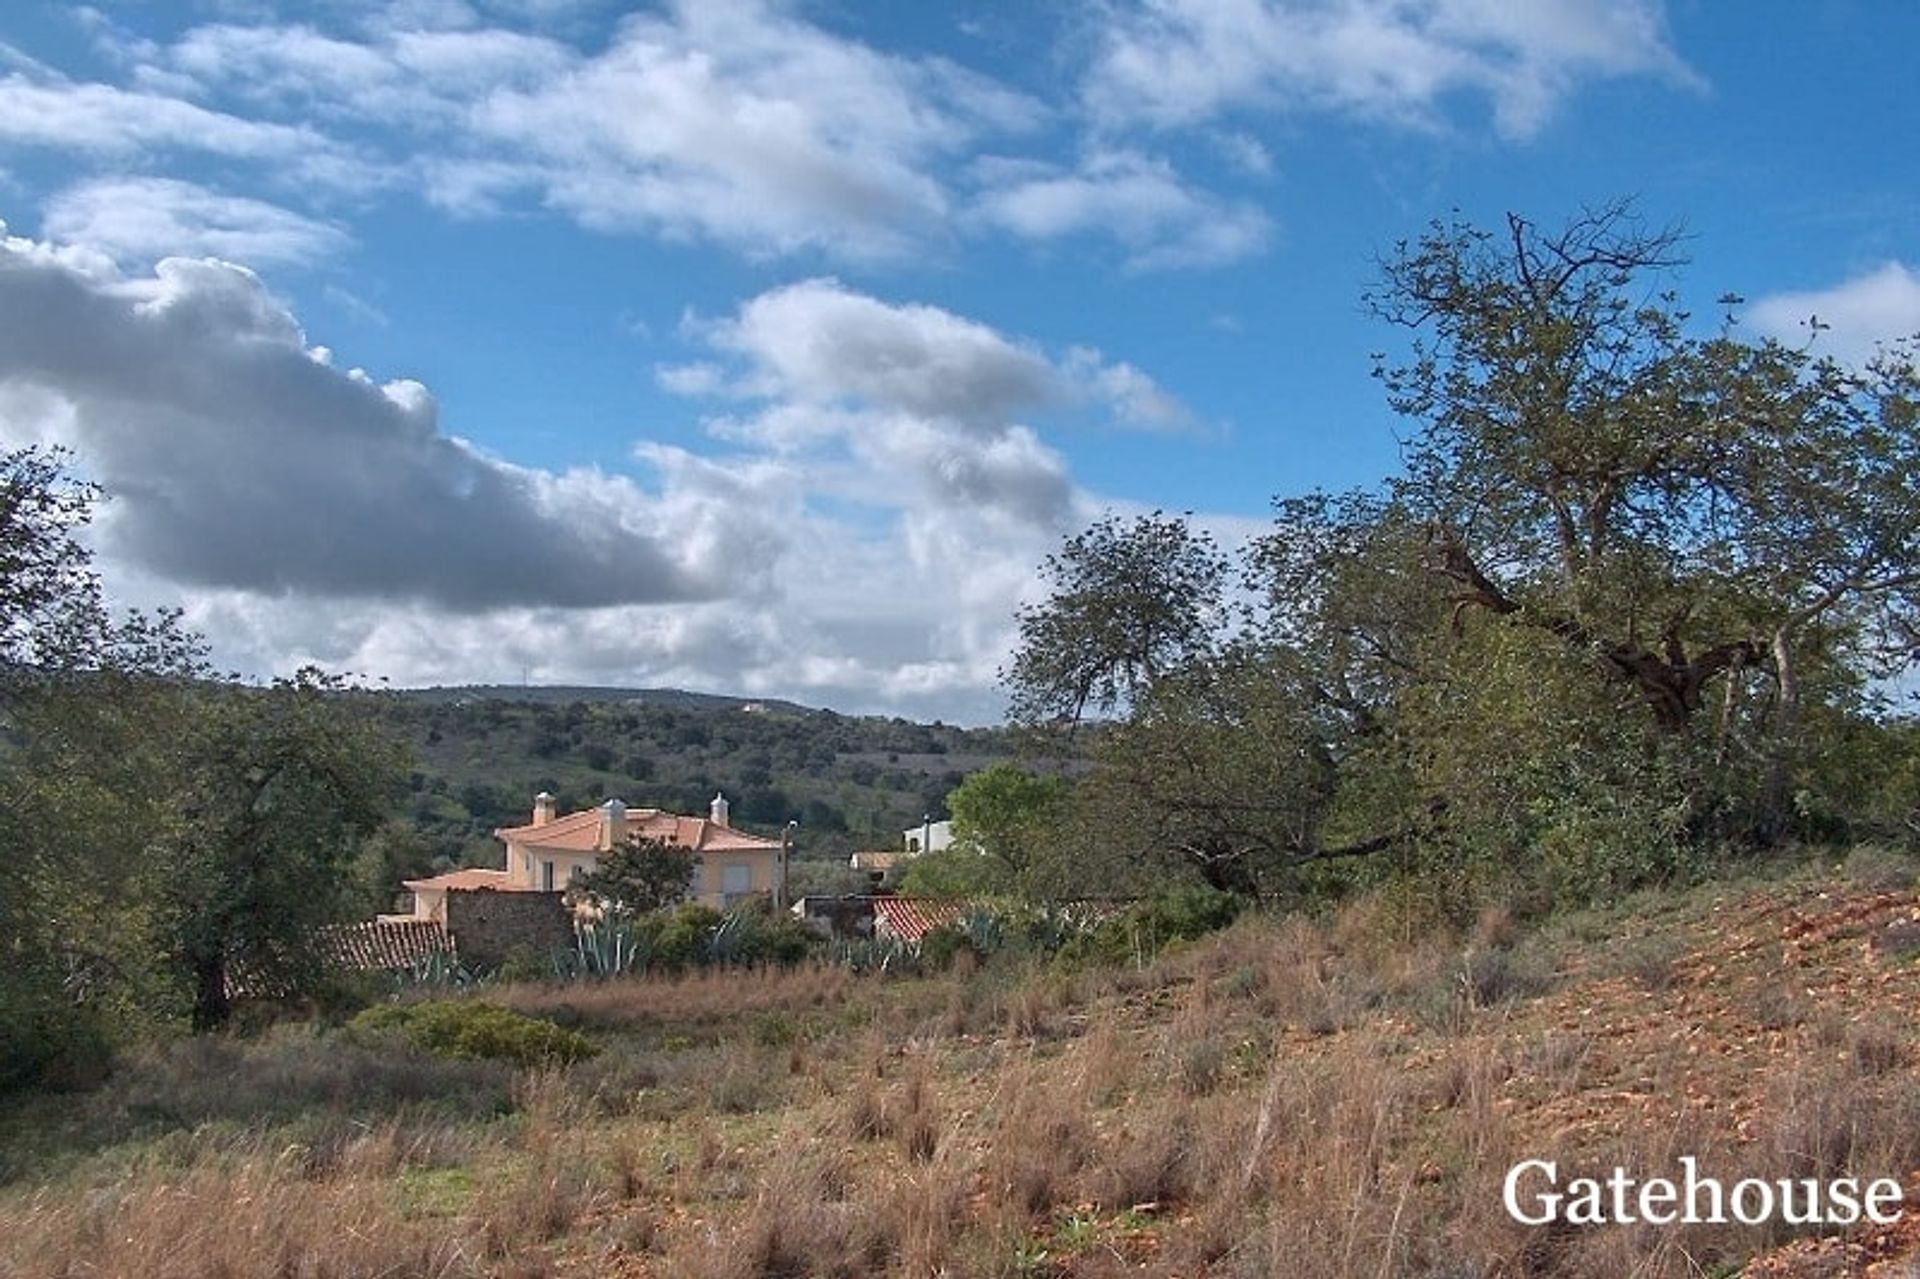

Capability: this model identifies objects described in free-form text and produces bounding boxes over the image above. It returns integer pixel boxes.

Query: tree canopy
[1006,203,1920,911]
[568,834,697,917]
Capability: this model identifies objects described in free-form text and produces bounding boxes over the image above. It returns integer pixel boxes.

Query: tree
[1370,202,1920,835]
[945,762,1070,892]
[1005,202,1920,914]
[1005,512,1229,727]
[568,834,696,917]
[0,446,213,1083]
[161,669,408,1029]
[0,445,98,664]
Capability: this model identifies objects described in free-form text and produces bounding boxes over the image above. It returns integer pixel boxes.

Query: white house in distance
[402,792,787,919]
[905,818,954,855]
[849,817,956,883]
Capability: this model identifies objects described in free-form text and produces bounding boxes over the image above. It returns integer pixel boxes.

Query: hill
[396,685,819,716]
[373,688,1038,889]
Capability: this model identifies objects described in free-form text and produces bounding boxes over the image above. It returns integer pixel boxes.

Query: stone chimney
[599,798,626,850]
[710,792,730,827]
[533,791,556,825]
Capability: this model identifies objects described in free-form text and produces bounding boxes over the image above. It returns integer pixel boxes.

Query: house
[904,818,954,855]
[401,791,788,919]
[848,848,907,889]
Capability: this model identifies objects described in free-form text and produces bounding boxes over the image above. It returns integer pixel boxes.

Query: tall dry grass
[11,882,1920,1279]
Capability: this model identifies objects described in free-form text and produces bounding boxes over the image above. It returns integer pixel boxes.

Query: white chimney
[533,791,555,825]
[599,798,626,850]
[710,792,730,826]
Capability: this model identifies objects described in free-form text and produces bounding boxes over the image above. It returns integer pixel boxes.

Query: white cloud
[1084,0,1698,139]
[972,149,1271,269]
[693,278,1064,427]
[686,277,1190,431]
[0,223,1186,719]
[128,0,1043,262]
[42,177,350,267]
[452,0,1042,258]
[1749,263,1920,367]
[0,70,370,186]
[0,228,714,611]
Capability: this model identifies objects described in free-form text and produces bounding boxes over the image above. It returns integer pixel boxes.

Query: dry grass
[492,962,858,1031]
[10,869,1920,1279]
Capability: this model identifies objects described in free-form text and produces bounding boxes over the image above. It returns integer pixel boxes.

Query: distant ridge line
[393,684,819,715]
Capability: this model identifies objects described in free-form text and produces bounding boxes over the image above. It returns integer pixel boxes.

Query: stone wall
[444,889,572,971]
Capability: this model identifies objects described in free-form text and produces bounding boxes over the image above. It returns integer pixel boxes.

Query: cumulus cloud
[1083,0,1699,138]
[663,278,1192,527]
[690,279,1064,427]
[0,227,717,611]
[0,224,1192,718]
[682,278,1190,431]
[121,0,1042,261]
[42,177,350,266]
[451,0,1041,257]
[1749,263,1920,367]
[971,149,1271,269]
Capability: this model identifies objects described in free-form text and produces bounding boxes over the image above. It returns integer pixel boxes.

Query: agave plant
[956,906,1006,956]
[573,918,653,977]
[402,950,479,989]
[704,911,750,967]
[826,935,918,974]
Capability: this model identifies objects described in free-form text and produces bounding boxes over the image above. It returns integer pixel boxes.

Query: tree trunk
[1759,626,1801,842]
[191,952,230,1031]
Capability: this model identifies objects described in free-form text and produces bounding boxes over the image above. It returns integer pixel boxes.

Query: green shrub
[0,978,114,1094]
[651,904,722,972]
[350,1000,598,1067]
[495,945,551,985]
[919,925,979,972]
[1057,887,1244,970]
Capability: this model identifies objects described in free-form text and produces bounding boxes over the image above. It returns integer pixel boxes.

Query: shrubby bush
[350,1000,598,1067]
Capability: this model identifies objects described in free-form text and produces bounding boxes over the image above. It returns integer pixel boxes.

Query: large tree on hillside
[1005,203,1920,908]
[1370,203,1920,829]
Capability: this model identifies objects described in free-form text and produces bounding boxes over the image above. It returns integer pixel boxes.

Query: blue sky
[1,0,1916,722]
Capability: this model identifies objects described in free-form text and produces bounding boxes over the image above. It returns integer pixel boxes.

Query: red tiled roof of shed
[873,897,968,943]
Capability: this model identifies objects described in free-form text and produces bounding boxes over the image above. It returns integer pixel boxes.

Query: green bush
[651,904,722,972]
[919,924,979,972]
[350,1000,598,1067]
[720,911,820,968]
[0,978,114,1094]
[1056,887,1244,970]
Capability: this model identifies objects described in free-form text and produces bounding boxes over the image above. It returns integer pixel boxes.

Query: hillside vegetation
[374,688,1028,881]
[7,851,1920,1278]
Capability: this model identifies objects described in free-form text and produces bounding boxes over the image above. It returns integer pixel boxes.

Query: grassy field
[8,850,1920,1277]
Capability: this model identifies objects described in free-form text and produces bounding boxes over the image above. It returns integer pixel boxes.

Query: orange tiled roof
[494,807,781,854]
[874,897,969,943]
[402,867,518,892]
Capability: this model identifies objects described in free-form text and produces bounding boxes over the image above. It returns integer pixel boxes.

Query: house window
[541,860,555,892]
[721,862,752,905]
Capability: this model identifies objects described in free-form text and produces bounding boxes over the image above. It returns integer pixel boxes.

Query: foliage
[1006,512,1228,726]
[350,1000,598,1067]
[0,445,98,663]
[1005,201,1920,915]
[1056,888,1244,969]
[160,671,409,1029]
[566,834,696,917]
[943,763,1072,895]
